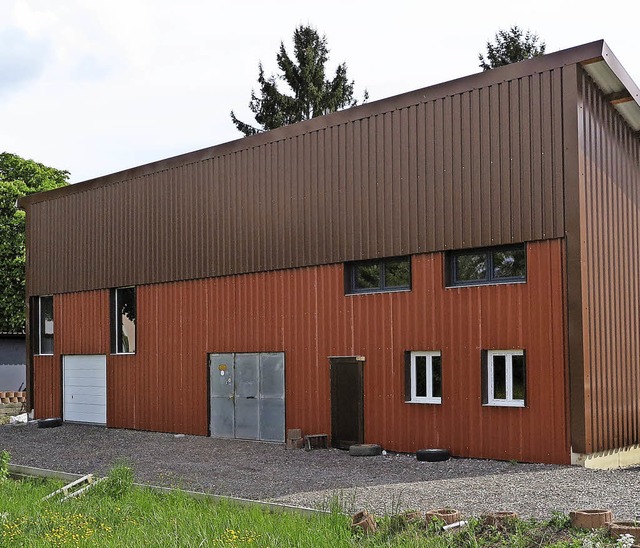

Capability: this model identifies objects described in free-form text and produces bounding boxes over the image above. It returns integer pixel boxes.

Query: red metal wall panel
[37,240,569,463]
[57,290,110,355]
[32,355,60,419]
[577,69,640,453]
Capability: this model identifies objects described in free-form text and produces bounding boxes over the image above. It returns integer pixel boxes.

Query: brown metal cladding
[36,240,569,463]
[576,68,640,453]
[23,64,571,297]
[562,63,588,454]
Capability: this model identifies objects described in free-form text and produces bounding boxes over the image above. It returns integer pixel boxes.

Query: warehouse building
[19,40,640,467]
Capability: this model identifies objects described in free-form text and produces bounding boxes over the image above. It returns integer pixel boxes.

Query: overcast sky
[1,0,638,184]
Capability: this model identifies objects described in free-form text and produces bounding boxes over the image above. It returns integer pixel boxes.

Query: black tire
[416,448,450,462]
[38,417,62,428]
[349,444,382,457]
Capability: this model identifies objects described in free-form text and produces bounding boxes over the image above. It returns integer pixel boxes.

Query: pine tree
[231,25,367,136]
[479,26,546,71]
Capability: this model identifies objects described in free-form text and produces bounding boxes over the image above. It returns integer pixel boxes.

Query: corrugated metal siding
[33,355,60,419]
[26,68,567,297]
[57,291,110,355]
[578,69,640,453]
[36,240,569,463]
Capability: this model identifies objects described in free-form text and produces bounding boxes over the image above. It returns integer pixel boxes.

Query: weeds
[617,533,636,547]
[364,509,618,547]
[94,461,134,500]
[320,489,358,515]
[0,450,9,482]
[0,468,627,547]
[549,510,572,528]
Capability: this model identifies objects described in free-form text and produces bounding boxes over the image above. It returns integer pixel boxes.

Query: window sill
[483,401,525,408]
[112,352,136,356]
[346,288,411,297]
[34,353,54,357]
[405,399,442,405]
[446,280,526,290]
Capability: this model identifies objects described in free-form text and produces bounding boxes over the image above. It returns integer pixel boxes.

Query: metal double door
[209,352,285,442]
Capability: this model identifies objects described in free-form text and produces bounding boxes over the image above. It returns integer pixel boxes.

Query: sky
[1,0,638,184]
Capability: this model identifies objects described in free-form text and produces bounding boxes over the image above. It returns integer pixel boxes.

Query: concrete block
[286,438,304,450]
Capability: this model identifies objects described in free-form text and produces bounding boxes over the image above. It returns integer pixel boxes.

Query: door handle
[246,396,256,399]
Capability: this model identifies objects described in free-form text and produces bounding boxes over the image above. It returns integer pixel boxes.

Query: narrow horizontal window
[384,258,411,289]
[354,263,380,291]
[483,350,526,407]
[406,351,442,404]
[449,245,526,286]
[492,247,526,279]
[455,253,487,282]
[346,257,411,294]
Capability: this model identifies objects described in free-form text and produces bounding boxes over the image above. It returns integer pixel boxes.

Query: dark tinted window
[455,253,487,282]
[353,264,380,291]
[493,248,526,279]
[414,355,427,398]
[431,355,442,399]
[347,257,410,294]
[450,245,526,286]
[385,259,411,288]
[492,354,506,399]
[512,354,526,400]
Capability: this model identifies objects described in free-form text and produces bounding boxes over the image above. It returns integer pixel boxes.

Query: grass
[0,462,628,547]
[0,466,351,547]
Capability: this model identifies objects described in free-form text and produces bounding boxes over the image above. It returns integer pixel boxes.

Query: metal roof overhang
[581,43,640,132]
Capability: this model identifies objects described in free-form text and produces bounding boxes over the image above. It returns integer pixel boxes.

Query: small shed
[0,332,26,391]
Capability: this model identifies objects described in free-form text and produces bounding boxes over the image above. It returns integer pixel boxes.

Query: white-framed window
[111,287,136,354]
[483,350,526,407]
[406,351,442,404]
[33,295,54,355]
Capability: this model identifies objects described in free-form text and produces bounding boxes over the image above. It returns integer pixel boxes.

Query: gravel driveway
[1,423,639,520]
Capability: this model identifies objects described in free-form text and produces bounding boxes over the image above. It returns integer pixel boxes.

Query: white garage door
[63,355,107,424]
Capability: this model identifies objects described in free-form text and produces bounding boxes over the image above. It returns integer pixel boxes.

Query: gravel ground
[1,422,639,520]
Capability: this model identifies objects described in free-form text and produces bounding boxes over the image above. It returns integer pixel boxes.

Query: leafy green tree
[231,25,367,136]
[479,26,546,71]
[0,153,69,332]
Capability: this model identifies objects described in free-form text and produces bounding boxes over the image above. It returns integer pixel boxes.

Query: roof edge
[599,41,640,104]
[19,40,615,208]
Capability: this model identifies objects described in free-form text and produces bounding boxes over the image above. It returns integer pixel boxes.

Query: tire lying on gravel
[349,444,382,457]
[38,418,62,429]
[416,448,450,462]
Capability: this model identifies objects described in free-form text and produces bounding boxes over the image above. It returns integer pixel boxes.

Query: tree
[479,26,546,71]
[231,25,367,136]
[0,153,69,332]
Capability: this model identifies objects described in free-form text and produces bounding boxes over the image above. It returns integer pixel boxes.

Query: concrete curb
[8,463,326,516]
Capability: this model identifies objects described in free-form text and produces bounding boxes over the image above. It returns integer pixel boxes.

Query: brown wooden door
[330,357,364,449]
